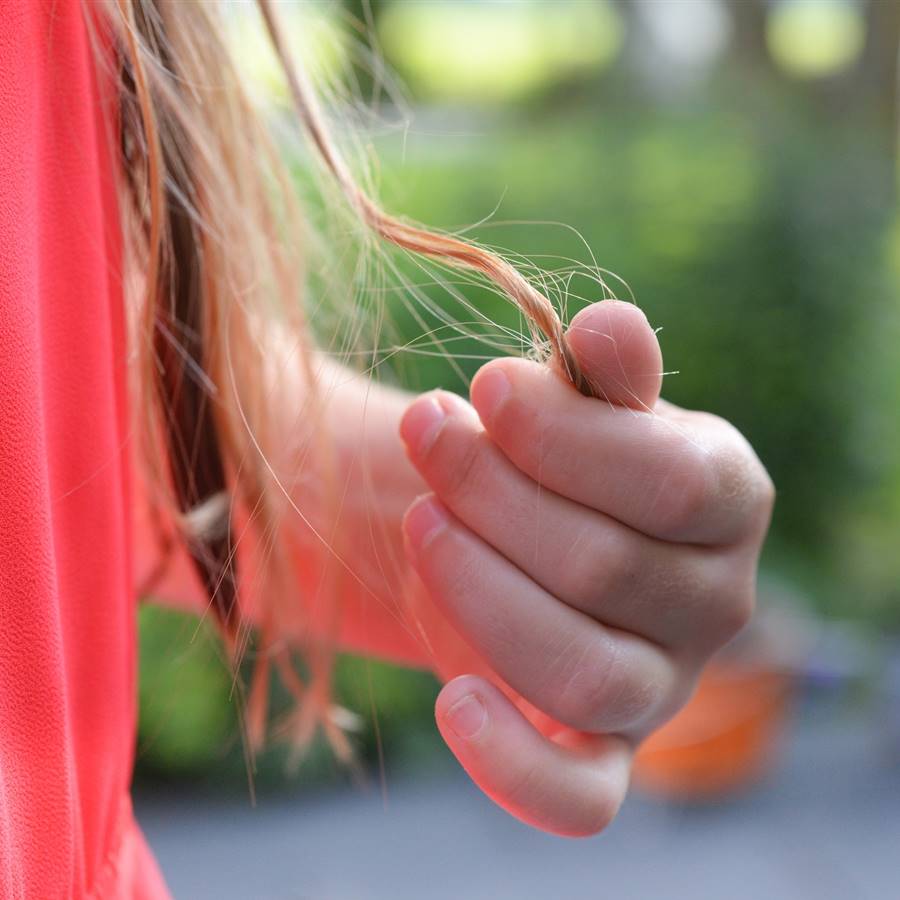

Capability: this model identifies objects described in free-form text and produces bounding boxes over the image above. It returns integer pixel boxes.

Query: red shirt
[0,2,169,896]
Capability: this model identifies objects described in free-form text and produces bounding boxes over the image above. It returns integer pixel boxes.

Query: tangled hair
[103,0,597,756]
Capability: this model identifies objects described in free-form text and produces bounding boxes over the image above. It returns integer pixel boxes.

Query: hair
[101,0,597,758]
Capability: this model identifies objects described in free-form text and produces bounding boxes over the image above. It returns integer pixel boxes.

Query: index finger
[470,360,773,546]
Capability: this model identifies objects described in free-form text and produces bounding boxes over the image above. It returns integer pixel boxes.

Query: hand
[398,300,774,836]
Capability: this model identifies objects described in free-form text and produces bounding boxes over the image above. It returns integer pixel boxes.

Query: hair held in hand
[105,0,602,757]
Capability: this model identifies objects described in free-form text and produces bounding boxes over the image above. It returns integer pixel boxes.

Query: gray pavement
[136,710,900,900]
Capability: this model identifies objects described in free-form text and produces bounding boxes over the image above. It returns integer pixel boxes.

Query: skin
[397,299,773,836]
[140,299,773,837]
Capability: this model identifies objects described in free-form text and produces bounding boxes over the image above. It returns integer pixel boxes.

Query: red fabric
[0,2,169,897]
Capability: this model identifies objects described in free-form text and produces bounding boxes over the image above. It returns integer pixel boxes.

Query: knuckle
[557,523,639,607]
[668,556,756,655]
[656,413,775,543]
[701,560,756,648]
[549,634,653,733]
[716,424,772,504]
[719,583,756,643]
[757,467,776,520]
[649,437,713,538]
[545,635,612,731]
[704,418,776,537]
[644,555,705,637]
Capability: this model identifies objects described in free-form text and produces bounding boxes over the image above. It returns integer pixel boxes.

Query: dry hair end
[255,0,597,399]
[109,0,609,761]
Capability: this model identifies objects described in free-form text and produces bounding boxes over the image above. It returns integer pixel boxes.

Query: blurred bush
[372,92,897,622]
[136,606,444,787]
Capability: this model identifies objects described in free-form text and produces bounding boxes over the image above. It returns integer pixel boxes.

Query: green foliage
[137,605,235,775]
[378,1,622,103]
[137,605,442,786]
[370,92,896,622]
[138,49,900,785]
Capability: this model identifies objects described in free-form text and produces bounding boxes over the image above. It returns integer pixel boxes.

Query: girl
[0,1,773,897]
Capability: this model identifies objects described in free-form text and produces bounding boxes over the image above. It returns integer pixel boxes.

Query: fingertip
[566,300,663,410]
[570,297,646,322]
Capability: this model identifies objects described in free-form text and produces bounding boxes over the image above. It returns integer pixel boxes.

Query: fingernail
[471,368,510,422]
[445,693,487,740]
[403,495,448,550]
[400,395,447,457]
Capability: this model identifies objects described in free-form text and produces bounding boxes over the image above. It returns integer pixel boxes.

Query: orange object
[633,663,792,801]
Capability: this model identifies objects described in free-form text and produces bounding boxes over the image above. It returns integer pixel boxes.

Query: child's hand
[399,300,773,836]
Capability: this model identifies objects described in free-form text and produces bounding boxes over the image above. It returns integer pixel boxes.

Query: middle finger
[399,391,749,655]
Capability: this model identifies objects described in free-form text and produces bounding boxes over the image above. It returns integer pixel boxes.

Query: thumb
[564,300,663,410]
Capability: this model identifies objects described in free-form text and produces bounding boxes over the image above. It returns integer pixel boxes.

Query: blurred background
[135,1,900,896]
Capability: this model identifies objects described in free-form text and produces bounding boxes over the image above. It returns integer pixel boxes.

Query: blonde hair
[104,0,595,757]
